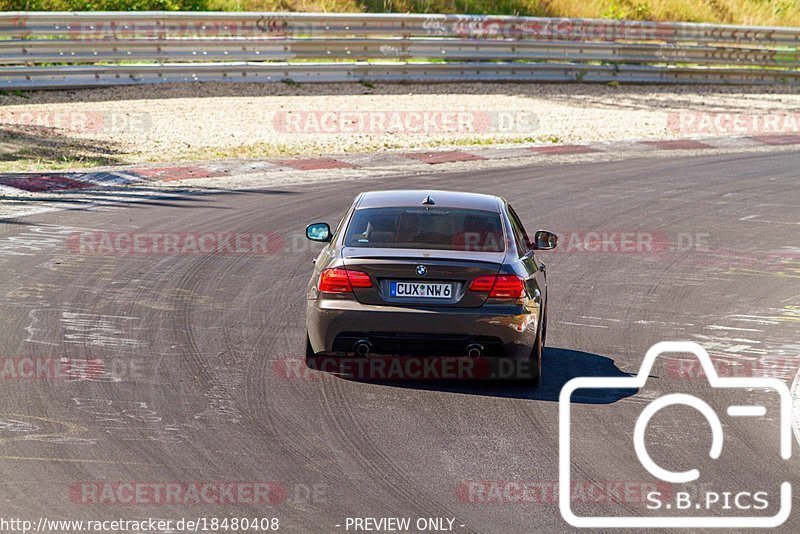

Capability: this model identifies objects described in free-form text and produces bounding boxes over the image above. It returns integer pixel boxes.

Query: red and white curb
[1,134,798,194]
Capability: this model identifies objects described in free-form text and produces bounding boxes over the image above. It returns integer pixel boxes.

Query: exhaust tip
[354,339,372,357]
[466,343,484,359]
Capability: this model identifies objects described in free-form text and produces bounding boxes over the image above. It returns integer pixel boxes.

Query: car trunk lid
[341,247,505,307]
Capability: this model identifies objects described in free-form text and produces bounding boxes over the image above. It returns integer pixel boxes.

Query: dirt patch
[0,125,126,171]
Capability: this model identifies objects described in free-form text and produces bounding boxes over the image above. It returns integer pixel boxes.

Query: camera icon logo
[559,341,792,528]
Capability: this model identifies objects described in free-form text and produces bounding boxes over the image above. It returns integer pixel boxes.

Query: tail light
[468,275,496,293]
[469,274,525,299]
[318,268,373,293]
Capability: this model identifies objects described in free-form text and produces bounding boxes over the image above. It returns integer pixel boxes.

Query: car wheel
[305,334,315,357]
[529,326,542,387]
[541,304,547,347]
[522,322,543,387]
[305,333,317,370]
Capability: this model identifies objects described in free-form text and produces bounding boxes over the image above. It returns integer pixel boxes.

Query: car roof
[355,190,502,212]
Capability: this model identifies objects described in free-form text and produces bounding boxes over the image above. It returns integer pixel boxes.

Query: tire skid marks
[686,307,800,383]
[0,223,102,258]
[24,308,146,351]
[24,309,58,346]
[729,314,781,326]
[319,381,432,518]
[237,352,368,530]
[766,305,800,324]
[5,281,60,307]
[38,254,116,280]
[172,251,227,395]
[162,246,265,430]
[791,370,800,448]
[575,308,797,384]
[0,414,95,446]
[61,311,145,350]
[320,378,479,533]
[71,398,191,444]
[192,329,247,427]
[99,284,218,313]
[0,417,37,433]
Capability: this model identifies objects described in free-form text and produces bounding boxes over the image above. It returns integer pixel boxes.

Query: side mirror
[306,222,332,242]
[533,230,557,250]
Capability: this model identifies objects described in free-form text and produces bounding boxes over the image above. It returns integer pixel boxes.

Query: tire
[541,304,548,347]
[305,333,316,370]
[529,307,545,387]
[530,333,542,387]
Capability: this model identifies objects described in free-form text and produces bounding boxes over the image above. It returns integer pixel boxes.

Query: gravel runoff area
[1,82,799,170]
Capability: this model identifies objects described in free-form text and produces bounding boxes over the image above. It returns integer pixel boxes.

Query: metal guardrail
[3,12,800,44]
[2,39,795,67]
[5,62,799,90]
[0,12,798,89]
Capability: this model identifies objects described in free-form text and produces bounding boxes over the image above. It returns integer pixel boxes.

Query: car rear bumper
[306,296,540,359]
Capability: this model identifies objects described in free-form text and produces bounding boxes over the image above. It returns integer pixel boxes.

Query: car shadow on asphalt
[337,347,637,404]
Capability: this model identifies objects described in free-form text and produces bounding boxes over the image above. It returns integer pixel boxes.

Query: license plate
[390,281,452,299]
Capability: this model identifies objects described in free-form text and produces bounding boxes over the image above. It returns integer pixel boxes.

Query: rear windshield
[344,207,505,252]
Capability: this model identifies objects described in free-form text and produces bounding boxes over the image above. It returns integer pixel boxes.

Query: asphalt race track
[0,150,798,533]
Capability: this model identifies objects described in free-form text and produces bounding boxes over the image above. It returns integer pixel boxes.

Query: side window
[507,205,532,256]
